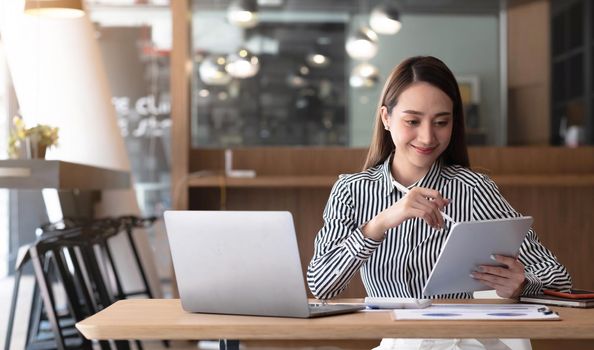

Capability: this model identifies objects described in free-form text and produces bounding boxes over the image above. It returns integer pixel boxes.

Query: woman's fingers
[411,200,443,229]
[396,187,450,229]
[413,188,449,208]
[476,265,513,279]
[491,254,524,273]
[471,255,527,298]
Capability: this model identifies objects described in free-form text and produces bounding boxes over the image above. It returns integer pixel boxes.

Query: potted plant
[8,116,59,159]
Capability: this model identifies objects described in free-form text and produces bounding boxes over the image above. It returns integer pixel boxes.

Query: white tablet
[422,216,533,296]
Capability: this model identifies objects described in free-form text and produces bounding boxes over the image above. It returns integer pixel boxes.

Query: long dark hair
[363,56,469,170]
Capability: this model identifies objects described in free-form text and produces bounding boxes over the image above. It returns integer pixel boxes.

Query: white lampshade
[345,27,378,61]
[226,48,260,78]
[24,0,84,18]
[369,4,402,35]
[227,0,259,29]
[199,55,232,86]
[349,62,380,88]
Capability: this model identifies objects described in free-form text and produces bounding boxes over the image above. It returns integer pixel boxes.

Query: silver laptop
[164,210,364,318]
[423,216,533,296]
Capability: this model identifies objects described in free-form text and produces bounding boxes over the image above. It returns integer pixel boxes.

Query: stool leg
[25,280,40,347]
[125,226,153,298]
[29,246,66,350]
[71,247,100,314]
[53,248,93,350]
[70,246,112,350]
[219,340,240,350]
[66,247,94,316]
[102,243,126,300]
[4,268,23,350]
[26,252,54,346]
[81,244,130,350]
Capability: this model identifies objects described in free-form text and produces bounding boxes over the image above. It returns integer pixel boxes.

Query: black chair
[4,220,138,350]
[3,227,97,350]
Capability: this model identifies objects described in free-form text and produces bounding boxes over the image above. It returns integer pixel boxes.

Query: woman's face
[381,81,453,176]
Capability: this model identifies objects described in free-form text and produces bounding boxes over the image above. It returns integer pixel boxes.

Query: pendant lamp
[226,48,260,79]
[227,0,259,29]
[369,4,402,35]
[306,53,331,68]
[349,62,380,88]
[345,26,378,61]
[24,0,84,18]
[199,55,232,86]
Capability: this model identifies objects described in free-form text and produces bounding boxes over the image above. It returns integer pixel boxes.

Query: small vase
[25,136,47,159]
[37,144,47,159]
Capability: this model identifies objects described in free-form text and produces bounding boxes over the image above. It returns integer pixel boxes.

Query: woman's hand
[362,187,449,241]
[471,254,527,298]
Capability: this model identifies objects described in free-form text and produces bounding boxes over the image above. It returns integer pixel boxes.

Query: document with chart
[392,304,560,321]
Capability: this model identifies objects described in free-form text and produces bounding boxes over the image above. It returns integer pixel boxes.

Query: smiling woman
[306,56,572,350]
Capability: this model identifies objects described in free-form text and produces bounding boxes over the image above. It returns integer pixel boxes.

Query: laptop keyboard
[308,303,340,312]
[308,303,363,313]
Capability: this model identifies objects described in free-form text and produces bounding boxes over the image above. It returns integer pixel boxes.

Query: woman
[306,56,571,350]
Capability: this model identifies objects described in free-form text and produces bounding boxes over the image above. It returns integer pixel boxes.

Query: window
[0,40,9,277]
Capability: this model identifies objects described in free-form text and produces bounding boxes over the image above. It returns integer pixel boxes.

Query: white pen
[391,180,456,225]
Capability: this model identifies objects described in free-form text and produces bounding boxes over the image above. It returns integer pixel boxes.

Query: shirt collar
[381,153,443,197]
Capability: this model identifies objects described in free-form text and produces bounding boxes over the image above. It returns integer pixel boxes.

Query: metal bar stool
[3,221,134,350]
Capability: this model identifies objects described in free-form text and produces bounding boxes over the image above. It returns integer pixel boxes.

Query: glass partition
[90,1,172,217]
[190,0,502,147]
[0,42,9,277]
[191,11,348,147]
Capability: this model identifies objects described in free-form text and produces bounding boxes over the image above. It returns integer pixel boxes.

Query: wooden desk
[76,299,594,341]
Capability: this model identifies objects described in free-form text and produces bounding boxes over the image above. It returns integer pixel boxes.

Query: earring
[384,125,389,131]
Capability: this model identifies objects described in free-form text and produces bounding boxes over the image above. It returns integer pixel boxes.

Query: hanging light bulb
[349,62,380,88]
[306,53,331,68]
[226,48,260,79]
[199,55,232,86]
[369,4,402,35]
[227,0,259,29]
[287,68,308,88]
[345,27,379,61]
[24,0,84,18]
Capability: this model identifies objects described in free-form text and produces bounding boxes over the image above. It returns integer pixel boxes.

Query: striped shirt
[307,155,572,300]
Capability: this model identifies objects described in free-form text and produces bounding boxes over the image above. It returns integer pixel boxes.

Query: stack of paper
[520,294,594,308]
[392,304,560,321]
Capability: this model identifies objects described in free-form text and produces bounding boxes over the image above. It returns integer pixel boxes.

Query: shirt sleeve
[306,176,383,300]
[471,174,572,295]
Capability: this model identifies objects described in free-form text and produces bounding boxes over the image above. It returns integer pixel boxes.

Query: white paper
[392,303,560,321]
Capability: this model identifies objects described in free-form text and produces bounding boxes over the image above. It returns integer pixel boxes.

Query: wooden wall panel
[502,186,594,290]
[507,0,551,145]
[190,147,368,176]
[191,147,594,175]
[468,147,594,174]
[187,147,594,298]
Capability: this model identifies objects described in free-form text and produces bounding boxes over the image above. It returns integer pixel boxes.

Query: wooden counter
[0,159,130,190]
